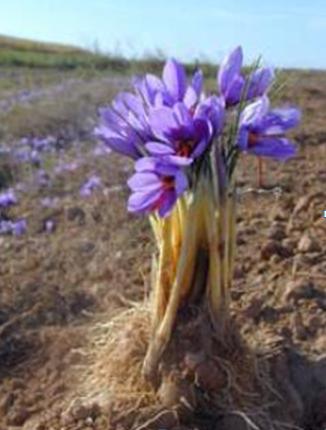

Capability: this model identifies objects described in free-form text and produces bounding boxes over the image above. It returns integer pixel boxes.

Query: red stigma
[176,141,192,157]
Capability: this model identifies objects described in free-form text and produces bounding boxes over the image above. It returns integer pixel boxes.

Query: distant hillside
[0,34,87,54]
[0,34,126,70]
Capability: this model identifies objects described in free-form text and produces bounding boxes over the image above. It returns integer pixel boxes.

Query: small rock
[298,235,321,253]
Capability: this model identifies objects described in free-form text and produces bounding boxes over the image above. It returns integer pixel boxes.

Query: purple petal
[128,188,162,213]
[247,67,275,99]
[163,155,193,166]
[149,106,178,141]
[174,170,188,195]
[95,126,140,159]
[183,86,198,109]
[135,157,158,172]
[173,102,193,128]
[145,142,175,156]
[224,75,245,105]
[195,96,225,136]
[127,172,161,191]
[218,46,243,95]
[237,127,249,151]
[191,137,209,158]
[247,137,297,160]
[162,59,187,101]
[262,107,301,134]
[158,190,177,217]
[240,96,270,127]
[117,92,146,117]
[191,70,203,95]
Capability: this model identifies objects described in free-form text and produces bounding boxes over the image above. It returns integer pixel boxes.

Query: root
[72,303,306,429]
[82,302,157,413]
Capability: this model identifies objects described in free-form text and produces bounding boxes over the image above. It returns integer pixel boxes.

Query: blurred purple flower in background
[40,197,60,208]
[35,169,51,187]
[45,219,55,233]
[0,219,27,236]
[0,189,17,208]
[80,175,102,197]
[237,96,301,160]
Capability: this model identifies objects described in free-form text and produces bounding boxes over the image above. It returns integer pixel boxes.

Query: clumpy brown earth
[0,68,325,429]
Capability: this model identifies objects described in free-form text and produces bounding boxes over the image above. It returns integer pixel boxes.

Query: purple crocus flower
[218,46,274,107]
[237,96,301,160]
[127,157,188,217]
[0,189,17,208]
[134,59,203,110]
[145,97,224,166]
[80,175,102,197]
[95,104,145,159]
[95,59,207,161]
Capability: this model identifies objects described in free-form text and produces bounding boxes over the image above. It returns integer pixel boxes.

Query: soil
[0,70,325,429]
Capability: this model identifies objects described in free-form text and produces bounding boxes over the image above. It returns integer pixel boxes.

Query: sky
[1,0,326,69]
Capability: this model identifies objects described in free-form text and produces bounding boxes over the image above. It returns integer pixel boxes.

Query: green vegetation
[0,34,219,76]
[0,34,130,71]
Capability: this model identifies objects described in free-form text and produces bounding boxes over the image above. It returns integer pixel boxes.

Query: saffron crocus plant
[96,46,300,381]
